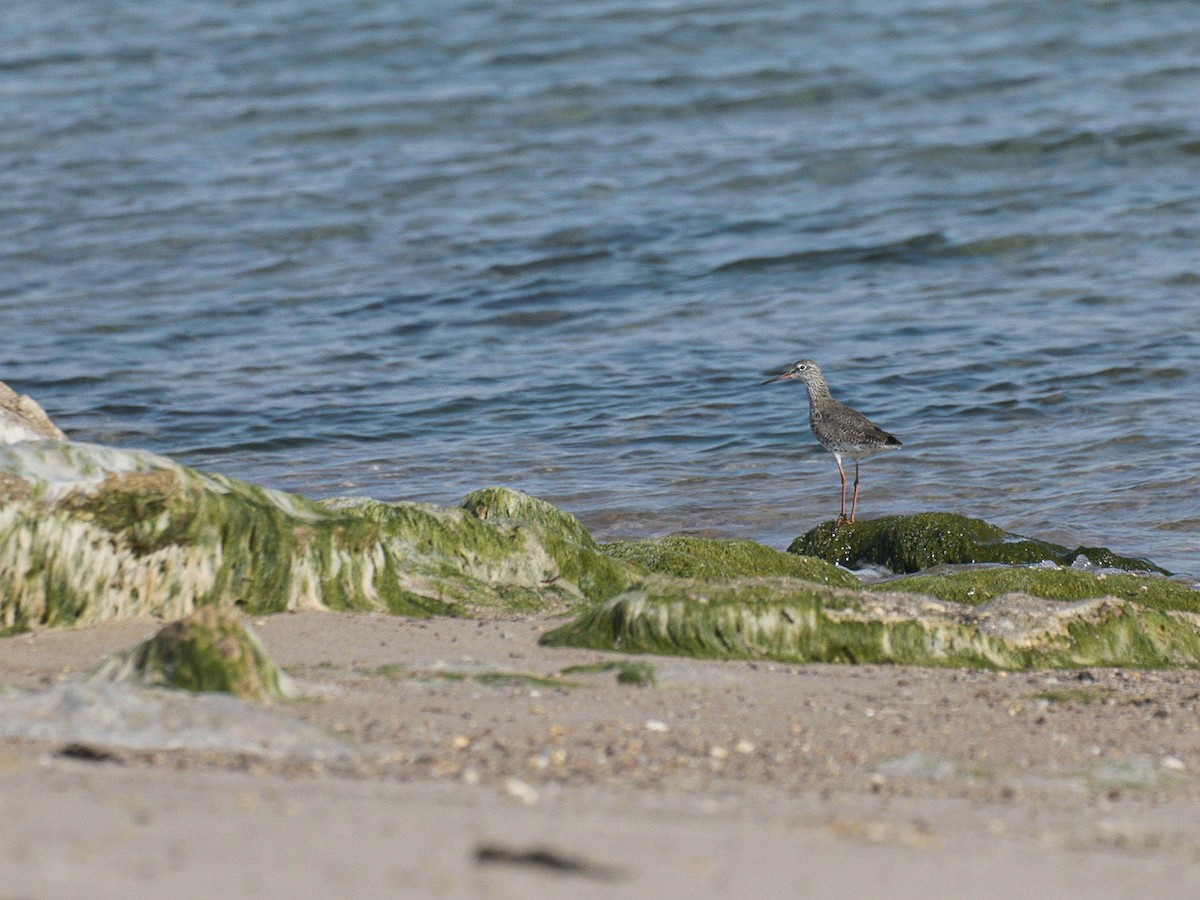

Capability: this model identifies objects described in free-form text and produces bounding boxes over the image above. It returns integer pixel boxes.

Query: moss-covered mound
[541,577,1200,670]
[601,535,858,587]
[92,606,291,702]
[0,442,640,630]
[878,567,1200,614]
[461,487,597,549]
[789,513,1168,575]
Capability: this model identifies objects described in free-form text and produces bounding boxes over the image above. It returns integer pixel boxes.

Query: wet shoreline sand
[4,610,1200,897]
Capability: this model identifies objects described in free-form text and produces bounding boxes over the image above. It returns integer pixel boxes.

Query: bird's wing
[865,419,902,446]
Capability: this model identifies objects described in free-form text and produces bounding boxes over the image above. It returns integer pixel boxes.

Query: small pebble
[504,778,539,805]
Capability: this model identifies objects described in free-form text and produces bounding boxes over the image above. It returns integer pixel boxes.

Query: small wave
[178,435,329,456]
[1033,366,1189,389]
[946,230,1115,257]
[905,125,1199,169]
[479,310,571,328]
[248,221,371,245]
[1163,271,1200,285]
[488,250,611,277]
[707,232,949,274]
[707,227,1129,275]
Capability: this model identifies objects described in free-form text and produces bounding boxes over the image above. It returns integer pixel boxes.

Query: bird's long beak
[762,372,791,385]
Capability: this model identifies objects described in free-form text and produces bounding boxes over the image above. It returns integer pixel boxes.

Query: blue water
[2,1,1199,573]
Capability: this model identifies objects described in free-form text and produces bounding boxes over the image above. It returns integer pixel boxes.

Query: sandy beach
[4,609,1200,898]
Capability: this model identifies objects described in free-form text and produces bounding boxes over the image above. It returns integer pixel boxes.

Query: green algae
[461,487,597,549]
[559,661,658,687]
[362,660,655,688]
[789,513,1169,575]
[361,663,409,679]
[601,535,858,587]
[7,437,1193,683]
[0,444,640,629]
[424,670,584,689]
[540,576,1200,670]
[877,567,1200,614]
[93,606,292,702]
[615,662,657,686]
[327,489,637,607]
[0,616,29,638]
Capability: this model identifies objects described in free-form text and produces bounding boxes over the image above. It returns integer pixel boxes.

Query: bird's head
[762,358,823,386]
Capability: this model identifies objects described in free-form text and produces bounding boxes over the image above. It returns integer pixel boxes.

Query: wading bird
[763,359,901,524]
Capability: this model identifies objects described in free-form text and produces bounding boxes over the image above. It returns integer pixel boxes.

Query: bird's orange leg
[835,457,848,525]
[849,460,861,523]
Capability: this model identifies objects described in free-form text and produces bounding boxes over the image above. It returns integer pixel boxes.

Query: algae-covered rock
[459,487,636,601]
[322,492,636,613]
[462,486,597,549]
[601,535,859,588]
[789,513,1168,575]
[878,567,1200,614]
[0,443,640,630]
[92,606,291,702]
[540,576,1200,670]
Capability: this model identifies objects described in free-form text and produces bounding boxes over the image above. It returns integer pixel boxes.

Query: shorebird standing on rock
[763,359,902,524]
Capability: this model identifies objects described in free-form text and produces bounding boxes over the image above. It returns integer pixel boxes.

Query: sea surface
[2,0,1199,573]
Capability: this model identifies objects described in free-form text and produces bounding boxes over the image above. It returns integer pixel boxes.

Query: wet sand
[4,610,1200,898]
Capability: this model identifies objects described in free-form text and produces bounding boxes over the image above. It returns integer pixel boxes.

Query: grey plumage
[762,359,901,523]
